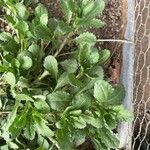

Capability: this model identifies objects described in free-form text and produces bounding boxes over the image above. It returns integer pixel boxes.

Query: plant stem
[41,40,44,51]
[0,53,4,61]
[0,111,11,115]
[20,39,24,51]
[97,39,133,44]
[54,32,74,57]
[58,51,76,57]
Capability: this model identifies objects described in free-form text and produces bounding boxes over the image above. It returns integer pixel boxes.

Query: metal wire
[132,0,150,150]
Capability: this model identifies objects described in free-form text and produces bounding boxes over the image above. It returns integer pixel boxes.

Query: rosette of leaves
[0,0,133,150]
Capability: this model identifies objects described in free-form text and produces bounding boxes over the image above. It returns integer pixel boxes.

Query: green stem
[0,111,11,115]
[29,70,49,88]
[54,32,74,57]
[2,99,20,131]
[38,70,49,81]
[76,67,84,79]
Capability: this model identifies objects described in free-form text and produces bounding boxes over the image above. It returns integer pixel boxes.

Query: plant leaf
[32,110,54,138]
[47,91,71,111]
[15,20,29,36]
[112,105,134,122]
[34,118,54,138]
[54,20,72,36]
[0,65,13,73]
[60,0,73,23]
[87,66,104,80]
[15,94,34,102]
[24,116,36,140]
[68,73,83,87]
[75,32,96,47]
[78,44,91,68]
[0,32,12,41]
[72,93,91,109]
[4,72,16,87]
[104,113,117,130]
[9,112,27,138]
[35,4,48,17]
[56,128,73,150]
[99,49,110,64]
[92,138,108,150]
[108,85,125,105]
[19,56,32,70]
[34,25,52,40]
[0,32,19,53]
[97,126,120,149]
[11,58,20,69]
[94,80,114,103]
[35,4,48,25]
[78,18,105,28]
[0,145,9,150]
[17,77,28,88]
[72,129,86,146]
[15,3,29,19]
[34,97,50,113]
[55,72,69,90]
[28,43,40,57]
[82,0,105,18]
[82,115,103,128]
[88,50,99,66]
[71,116,86,129]
[2,100,20,132]
[79,67,104,93]
[37,135,50,150]
[8,142,19,149]
[60,59,78,73]
[5,15,16,26]
[43,55,58,79]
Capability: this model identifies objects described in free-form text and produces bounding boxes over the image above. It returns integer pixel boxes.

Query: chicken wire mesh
[132,0,150,150]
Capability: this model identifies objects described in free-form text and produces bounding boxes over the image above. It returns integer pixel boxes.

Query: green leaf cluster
[0,0,133,150]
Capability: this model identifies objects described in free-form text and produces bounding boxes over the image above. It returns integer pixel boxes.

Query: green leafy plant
[0,0,133,149]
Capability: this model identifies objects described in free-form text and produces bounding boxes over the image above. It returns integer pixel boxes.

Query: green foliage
[75,32,97,48]
[99,49,110,64]
[60,59,78,73]
[94,80,114,103]
[43,55,58,79]
[47,91,71,111]
[0,0,133,150]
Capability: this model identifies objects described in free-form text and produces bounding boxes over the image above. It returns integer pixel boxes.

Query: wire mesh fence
[132,0,150,150]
